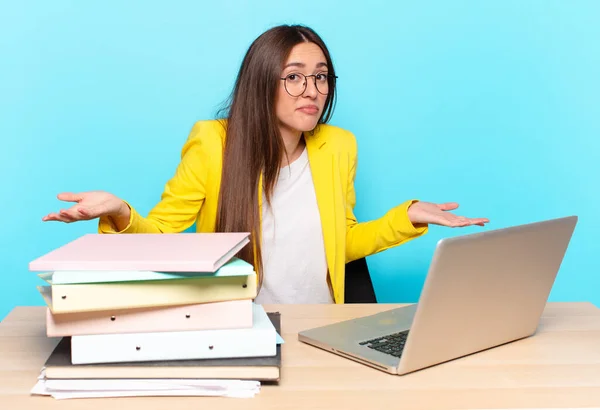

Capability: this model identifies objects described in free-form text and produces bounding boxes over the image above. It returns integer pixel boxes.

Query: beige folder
[45,299,254,337]
[38,273,257,314]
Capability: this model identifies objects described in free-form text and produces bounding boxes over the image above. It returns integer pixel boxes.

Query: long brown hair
[215,25,337,286]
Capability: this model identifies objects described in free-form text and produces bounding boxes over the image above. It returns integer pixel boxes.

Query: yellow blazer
[98,120,428,303]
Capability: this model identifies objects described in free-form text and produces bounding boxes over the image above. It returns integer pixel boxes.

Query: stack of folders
[27,232,282,399]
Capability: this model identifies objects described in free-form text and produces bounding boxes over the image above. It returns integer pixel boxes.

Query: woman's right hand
[42,191,130,224]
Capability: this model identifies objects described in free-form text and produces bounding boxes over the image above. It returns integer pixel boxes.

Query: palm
[42,191,122,223]
[408,201,489,228]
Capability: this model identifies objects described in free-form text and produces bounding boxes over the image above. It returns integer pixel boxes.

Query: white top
[253,147,333,304]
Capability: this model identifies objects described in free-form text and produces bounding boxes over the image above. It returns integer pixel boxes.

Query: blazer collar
[305,128,335,277]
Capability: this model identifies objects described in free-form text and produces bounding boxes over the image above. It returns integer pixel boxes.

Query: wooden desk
[2,303,600,409]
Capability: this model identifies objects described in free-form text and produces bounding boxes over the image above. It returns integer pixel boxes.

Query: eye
[316,73,328,82]
[286,73,303,83]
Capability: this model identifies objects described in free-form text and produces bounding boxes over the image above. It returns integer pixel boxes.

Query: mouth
[297,105,320,115]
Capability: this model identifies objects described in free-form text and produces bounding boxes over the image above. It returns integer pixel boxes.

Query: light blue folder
[40,257,254,285]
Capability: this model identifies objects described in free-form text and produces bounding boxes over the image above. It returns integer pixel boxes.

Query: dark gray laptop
[298,216,578,375]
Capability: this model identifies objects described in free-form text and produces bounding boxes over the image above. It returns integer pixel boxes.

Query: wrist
[107,200,131,230]
[407,201,427,228]
[407,201,420,224]
[116,200,130,219]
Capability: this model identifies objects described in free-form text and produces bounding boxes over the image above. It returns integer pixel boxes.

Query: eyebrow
[284,62,328,70]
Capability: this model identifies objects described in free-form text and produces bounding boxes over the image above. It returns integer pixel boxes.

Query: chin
[279,116,321,135]
[294,118,321,132]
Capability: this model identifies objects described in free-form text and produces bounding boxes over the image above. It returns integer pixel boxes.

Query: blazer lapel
[305,131,336,277]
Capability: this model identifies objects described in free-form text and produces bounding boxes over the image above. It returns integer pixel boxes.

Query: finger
[437,202,459,212]
[78,204,107,219]
[42,212,74,223]
[78,208,94,218]
[468,218,489,225]
[57,192,82,203]
[456,217,471,227]
[443,214,489,227]
[434,215,464,228]
[462,219,489,227]
[59,209,81,222]
[444,216,471,228]
[42,213,61,222]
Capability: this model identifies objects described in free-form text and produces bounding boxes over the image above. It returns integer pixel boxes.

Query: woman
[42,24,489,304]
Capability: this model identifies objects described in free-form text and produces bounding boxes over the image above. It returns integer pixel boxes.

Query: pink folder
[29,232,250,272]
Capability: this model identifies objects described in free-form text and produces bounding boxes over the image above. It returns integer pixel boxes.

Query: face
[276,42,329,137]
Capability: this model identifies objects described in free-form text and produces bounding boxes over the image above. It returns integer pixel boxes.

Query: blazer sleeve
[97,121,215,234]
[344,132,428,263]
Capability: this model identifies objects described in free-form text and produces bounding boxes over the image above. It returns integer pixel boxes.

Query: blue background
[1,1,598,319]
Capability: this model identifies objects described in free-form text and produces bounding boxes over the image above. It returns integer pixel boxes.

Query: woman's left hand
[408,201,489,228]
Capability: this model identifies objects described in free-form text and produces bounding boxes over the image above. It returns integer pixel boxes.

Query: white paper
[44,378,259,391]
[31,375,260,400]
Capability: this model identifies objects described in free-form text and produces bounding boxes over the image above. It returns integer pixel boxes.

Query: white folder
[70,304,277,365]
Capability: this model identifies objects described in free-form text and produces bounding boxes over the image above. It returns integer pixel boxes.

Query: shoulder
[181,119,227,157]
[310,123,357,154]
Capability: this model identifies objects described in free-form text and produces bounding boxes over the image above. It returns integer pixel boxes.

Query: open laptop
[298,215,578,375]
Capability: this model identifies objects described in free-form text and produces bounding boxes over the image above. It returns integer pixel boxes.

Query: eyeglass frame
[279,72,338,97]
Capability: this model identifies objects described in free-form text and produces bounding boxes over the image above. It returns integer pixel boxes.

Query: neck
[279,126,305,167]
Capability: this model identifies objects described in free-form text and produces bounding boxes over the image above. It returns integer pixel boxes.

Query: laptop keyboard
[358,330,409,358]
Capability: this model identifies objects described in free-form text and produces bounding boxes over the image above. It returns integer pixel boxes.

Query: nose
[302,76,318,99]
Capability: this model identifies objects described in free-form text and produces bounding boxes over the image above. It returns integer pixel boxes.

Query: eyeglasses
[279,72,337,97]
